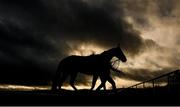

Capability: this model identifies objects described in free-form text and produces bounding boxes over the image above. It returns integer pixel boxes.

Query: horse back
[59,55,105,74]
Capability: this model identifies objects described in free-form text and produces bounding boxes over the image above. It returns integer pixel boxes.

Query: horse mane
[101,48,115,56]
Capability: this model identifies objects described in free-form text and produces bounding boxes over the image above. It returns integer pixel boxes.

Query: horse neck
[101,50,115,62]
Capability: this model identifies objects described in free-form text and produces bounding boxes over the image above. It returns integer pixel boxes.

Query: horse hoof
[51,87,58,92]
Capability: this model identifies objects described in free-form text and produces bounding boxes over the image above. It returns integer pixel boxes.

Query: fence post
[143,82,145,88]
[152,80,155,88]
[167,75,171,93]
[152,80,155,94]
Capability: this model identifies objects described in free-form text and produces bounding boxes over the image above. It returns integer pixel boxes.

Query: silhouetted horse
[51,46,127,91]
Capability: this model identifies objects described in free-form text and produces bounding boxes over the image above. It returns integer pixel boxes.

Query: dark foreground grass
[0,88,179,106]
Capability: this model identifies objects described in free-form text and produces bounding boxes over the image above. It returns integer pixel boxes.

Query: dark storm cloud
[109,0,180,84]
[0,0,165,85]
[0,18,57,85]
[45,0,147,56]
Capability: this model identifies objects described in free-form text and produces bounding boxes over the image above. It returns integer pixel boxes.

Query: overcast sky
[0,0,179,87]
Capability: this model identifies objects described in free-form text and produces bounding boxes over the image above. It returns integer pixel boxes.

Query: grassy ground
[0,87,180,105]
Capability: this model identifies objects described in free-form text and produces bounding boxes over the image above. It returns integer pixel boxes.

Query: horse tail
[51,62,63,91]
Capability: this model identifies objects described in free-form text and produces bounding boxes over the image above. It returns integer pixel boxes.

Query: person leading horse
[51,45,127,91]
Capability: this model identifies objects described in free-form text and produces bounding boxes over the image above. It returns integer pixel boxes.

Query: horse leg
[103,83,106,90]
[107,76,116,91]
[96,82,106,91]
[90,74,98,90]
[58,72,69,90]
[51,78,59,91]
[51,71,61,91]
[98,76,107,90]
[96,76,106,91]
[70,73,78,91]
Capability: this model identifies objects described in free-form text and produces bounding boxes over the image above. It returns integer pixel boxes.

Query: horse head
[113,45,127,62]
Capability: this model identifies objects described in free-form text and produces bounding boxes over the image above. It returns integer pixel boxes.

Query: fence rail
[125,69,180,89]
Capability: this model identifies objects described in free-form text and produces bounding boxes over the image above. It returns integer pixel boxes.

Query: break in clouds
[0,0,179,87]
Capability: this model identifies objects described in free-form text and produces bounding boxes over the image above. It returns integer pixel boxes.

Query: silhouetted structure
[51,46,127,91]
[122,69,180,94]
[168,70,180,89]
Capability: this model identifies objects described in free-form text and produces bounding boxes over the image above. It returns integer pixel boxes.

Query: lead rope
[111,59,120,70]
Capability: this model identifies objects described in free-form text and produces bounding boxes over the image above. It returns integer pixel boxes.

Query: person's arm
[110,65,125,76]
